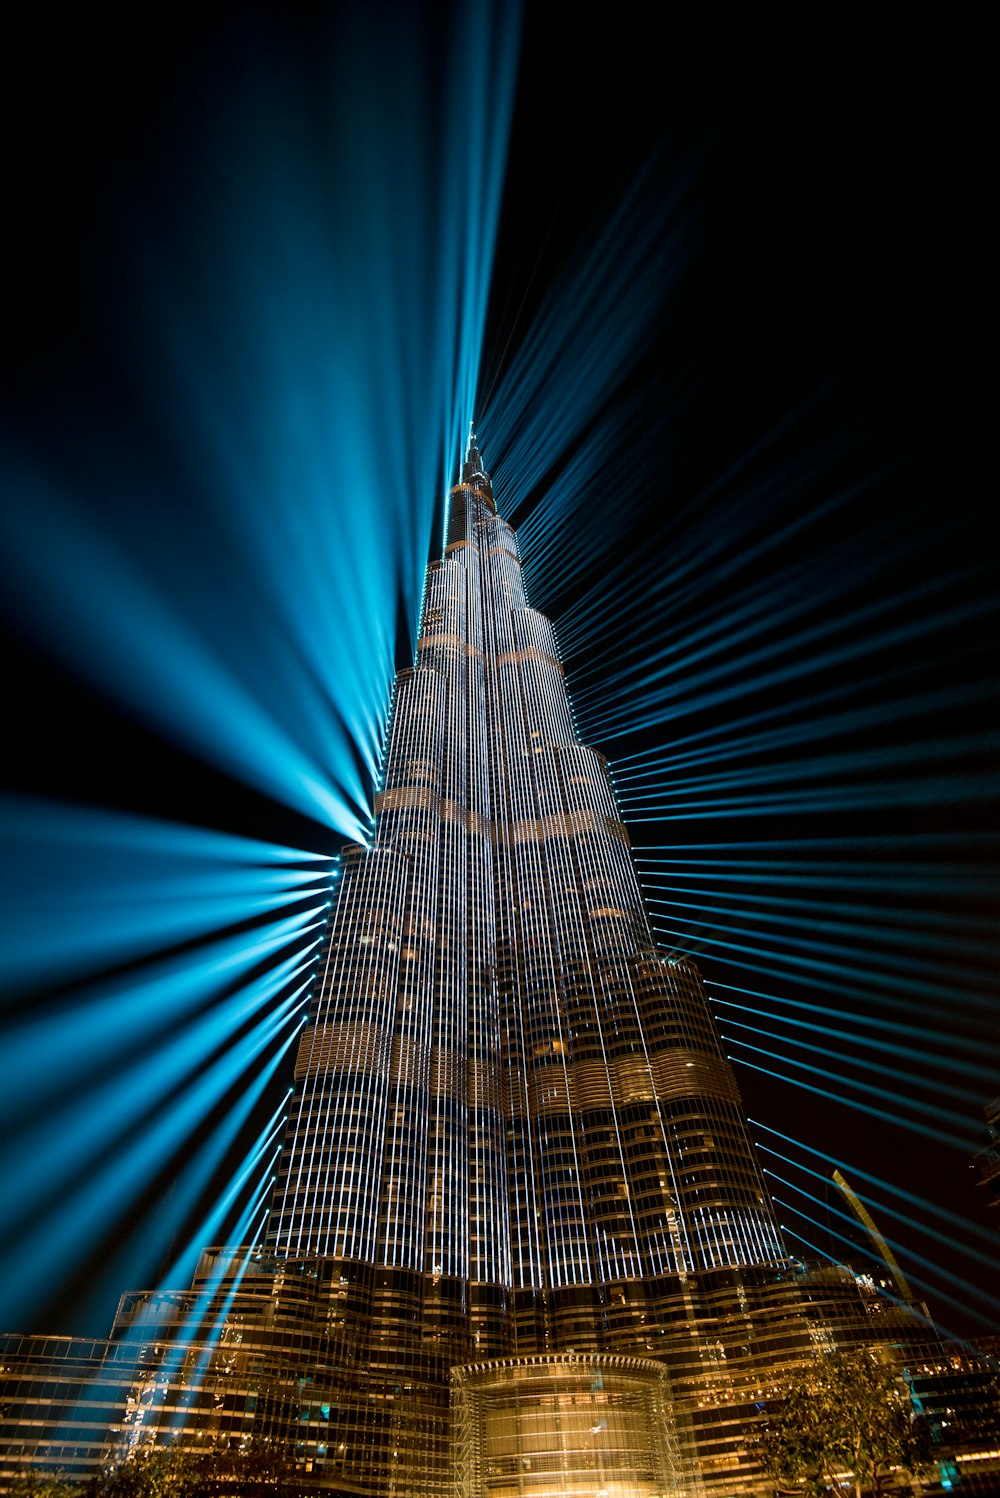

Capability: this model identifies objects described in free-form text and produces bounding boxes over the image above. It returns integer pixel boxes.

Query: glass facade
[270,439,782,1291]
[0,1335,141,1483]
[251,440,791,1492]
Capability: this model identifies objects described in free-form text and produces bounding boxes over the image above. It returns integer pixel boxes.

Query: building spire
[459,421,479,487]
[460,421,492,500]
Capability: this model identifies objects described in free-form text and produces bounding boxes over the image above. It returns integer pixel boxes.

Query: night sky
[1,7,996,1339]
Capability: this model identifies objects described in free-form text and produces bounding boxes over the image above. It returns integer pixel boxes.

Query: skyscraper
[270,432,783,1284]
[254,431,788,1490]
[0,437,941,1496]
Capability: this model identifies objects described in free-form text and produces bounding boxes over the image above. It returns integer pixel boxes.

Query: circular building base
[451,1352,696,1498]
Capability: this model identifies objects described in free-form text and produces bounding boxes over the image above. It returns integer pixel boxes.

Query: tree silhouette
[755,1349,931,1497]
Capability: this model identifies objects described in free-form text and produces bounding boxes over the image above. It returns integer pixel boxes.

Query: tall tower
[255,434,785,1489]
[3,437,930,1498]
[270,434,782,1285]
